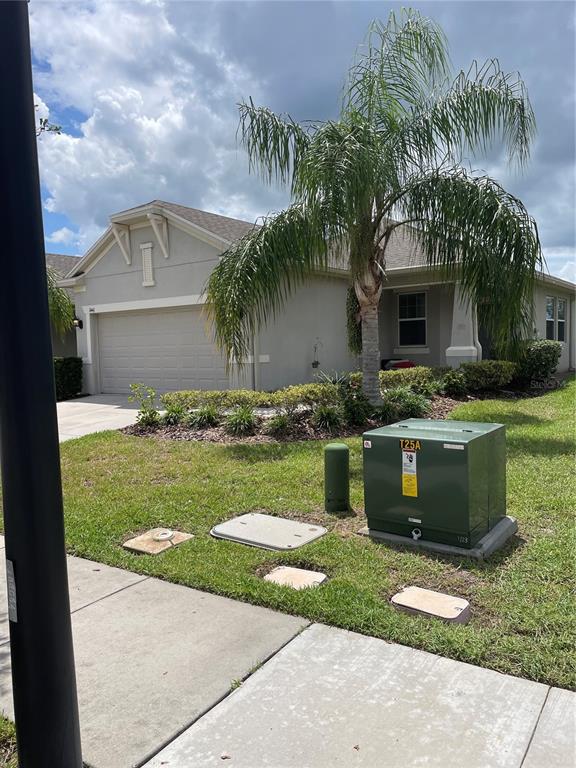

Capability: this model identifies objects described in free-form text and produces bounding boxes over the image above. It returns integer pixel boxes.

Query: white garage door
[98,307,229,394]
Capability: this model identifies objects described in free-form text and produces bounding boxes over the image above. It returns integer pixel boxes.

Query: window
[398,292,426,346]
[546,297,555,340]
[557,298,566,342]
[546,296,568,342]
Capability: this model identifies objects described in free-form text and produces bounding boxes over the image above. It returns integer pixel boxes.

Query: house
[46,252,81,357]
[57,200,575,395]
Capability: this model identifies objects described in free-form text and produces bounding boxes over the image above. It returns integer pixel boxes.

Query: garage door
[98,307,229,394]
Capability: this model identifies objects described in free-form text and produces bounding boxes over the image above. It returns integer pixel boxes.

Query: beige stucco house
[57,200,575,395]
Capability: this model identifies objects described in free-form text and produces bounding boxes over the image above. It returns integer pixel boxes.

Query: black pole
[0,3,82,766]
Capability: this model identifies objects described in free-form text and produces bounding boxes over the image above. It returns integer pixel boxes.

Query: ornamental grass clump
[264,413,296,437]
[312,404,344,433]
[186,405,221,429]
[382,386,431,419]
[224,406,259,436]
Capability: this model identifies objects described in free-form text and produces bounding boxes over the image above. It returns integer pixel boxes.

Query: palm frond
[344,9,451,119]
[205,203,333,363]
[238,99,311,188]
[396,168,542,355]
[393,59,535,170]
[46,266,75,337]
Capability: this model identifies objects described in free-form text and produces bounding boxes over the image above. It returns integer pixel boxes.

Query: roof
[46,252,82,278]
[383,226,428,270]
[59,200,575,292]
[117,200,258,244]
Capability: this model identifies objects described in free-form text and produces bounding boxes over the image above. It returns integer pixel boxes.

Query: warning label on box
[402,450,418,497]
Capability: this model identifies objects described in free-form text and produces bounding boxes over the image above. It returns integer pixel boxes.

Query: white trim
[147,213,170,259]
[111,223,131,265]
[397,291,427,348]
[393,347,430,355]
[82,307,93,364]
[159,208,231,250]
[140,242,155,287]
[82,294,205,315]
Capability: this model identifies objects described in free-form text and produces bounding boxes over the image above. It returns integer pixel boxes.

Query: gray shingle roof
[382,225,428,270]
[114,200,258,244]
[46,252,82,277]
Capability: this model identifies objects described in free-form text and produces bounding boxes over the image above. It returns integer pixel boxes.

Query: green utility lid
[364,418,503,444]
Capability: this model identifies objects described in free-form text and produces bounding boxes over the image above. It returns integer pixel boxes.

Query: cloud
[31,0,288,245]
[30,1,575,281]
[543,247,576,284]
[46,226,78,246]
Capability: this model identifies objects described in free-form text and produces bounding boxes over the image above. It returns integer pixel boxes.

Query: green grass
[4,383,576,690]
[0,717,16,768]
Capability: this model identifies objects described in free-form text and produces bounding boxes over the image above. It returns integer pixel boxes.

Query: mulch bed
[122,394,466,444]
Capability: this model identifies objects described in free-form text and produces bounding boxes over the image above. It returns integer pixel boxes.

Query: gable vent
[140,242,155,287]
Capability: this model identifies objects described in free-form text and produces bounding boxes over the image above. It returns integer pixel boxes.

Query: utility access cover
[210,513,327,551]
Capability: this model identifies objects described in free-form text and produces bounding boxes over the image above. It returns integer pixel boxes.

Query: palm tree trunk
[359,301,381,404]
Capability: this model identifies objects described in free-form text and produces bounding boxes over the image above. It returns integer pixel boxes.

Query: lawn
[7,382,576,691]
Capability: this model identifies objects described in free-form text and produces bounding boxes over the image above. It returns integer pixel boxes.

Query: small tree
[207,9,541,403]
[46,266,74,337]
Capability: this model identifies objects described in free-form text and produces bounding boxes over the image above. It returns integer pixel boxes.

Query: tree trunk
[359,300,382,404]
[354,249,383,405]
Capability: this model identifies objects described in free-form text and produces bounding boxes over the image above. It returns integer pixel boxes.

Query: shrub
[274,383,340,414]
[383,386,431,419]
[54,356,83,400]
[337,375,372,426]
[264,413,296,437]
[224,406,258,436]
[129,383,160,427]
[163,383,339,414]
[186,405,221,429]
[162,389,274,410]
[460,360,516,391]
[441,369,468,398]
[312,404,344,432]
[161,403,185,426]
[379,366,435,394]
[514,340,562,385]
[372,400,397,424]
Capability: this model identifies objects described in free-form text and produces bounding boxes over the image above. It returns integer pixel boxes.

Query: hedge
[161,382,340,412]
[54,356,83,401]
[460,360,516,391]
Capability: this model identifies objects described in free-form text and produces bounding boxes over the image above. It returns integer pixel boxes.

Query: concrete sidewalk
[0,537,307,767]
[0,536,573,767]
[57,394,139,441]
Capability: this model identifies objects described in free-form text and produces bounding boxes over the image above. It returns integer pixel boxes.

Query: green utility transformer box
[363,419,506,548]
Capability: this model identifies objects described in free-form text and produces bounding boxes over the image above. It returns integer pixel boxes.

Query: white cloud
[542,247,576,284]
[46,226,78,246]
[30,0,286,249]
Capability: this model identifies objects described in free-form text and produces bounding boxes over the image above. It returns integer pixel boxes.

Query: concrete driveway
[57,395,139,442]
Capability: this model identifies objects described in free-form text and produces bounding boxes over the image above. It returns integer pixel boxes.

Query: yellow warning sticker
[402,450,418,497]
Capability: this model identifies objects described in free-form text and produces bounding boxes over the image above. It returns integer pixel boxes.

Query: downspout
[250,336,256,391]
[570,297,575,371]
[473,303,482,361]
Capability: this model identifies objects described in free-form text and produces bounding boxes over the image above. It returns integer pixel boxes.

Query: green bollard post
[324,443,350,513]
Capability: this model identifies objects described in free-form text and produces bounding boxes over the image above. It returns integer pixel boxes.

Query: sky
[31,0,575,282]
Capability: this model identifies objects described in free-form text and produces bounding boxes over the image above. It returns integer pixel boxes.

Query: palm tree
[206,9,541,403]
[46,266,75,337]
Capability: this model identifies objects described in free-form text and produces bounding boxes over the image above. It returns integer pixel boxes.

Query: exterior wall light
[72,317,83,329]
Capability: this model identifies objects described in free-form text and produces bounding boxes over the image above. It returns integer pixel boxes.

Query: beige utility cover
[123,528,193,555]
[391,585,470,623]
[264,566,327,590]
